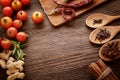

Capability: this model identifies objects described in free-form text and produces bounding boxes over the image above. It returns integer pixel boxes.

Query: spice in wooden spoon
[86,13,120,28]
[99,39,120,61]
[89,26,120,44]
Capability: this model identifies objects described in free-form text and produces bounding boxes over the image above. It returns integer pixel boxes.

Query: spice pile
[95,28,111,42]
[93,19,103,25]
[101,42,120,59]
[99,39,120,61]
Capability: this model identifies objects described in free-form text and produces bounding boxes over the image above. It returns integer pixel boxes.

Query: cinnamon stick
[97,59,119,80]
[96,59,115,80]
[89,62,110,80]
[89,63,99,78]
[89,59,119,80]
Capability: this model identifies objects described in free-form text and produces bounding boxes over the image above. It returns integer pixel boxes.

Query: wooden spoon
[99,39,120,61]
[86,13,120,28]
[89,26,120,44]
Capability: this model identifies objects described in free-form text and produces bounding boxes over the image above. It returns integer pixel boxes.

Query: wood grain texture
[0,0,120,80]
[39,0,107,26]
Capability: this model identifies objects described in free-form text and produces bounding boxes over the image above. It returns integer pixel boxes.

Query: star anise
[101,42,120,59]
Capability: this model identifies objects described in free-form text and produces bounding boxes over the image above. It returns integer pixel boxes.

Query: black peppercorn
[93,19,102,25]
[95,29,111,42]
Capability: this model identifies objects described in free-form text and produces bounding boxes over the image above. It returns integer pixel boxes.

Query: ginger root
[7,57,24,71]
[0,50,12,69]
[6,57,24,75]
[0,50,12,60]
[6,57,25,80]
[7,72,25,80]
[7,68,19,75]
[0,50,25,80]
[0,59,6,69]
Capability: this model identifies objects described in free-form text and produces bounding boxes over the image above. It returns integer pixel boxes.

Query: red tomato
[13,19,22,29]
[16,32,27,42]
[0,17,13,29]
[0,0,1,4]
[32,11,44,24]
[1,39,12,49]
[0,37,2,45]
[7,27,18,38]
[21,0,30,6]
[1,0,11,7]
[11,0,22,11]
[16,10,28,21]
[2,6,13,16]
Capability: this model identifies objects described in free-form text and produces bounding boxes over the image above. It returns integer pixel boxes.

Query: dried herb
[95,29,111,42]
[93,19,102,25]
[101,42,120,59]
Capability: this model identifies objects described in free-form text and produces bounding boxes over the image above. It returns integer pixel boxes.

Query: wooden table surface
[0,0,120,80]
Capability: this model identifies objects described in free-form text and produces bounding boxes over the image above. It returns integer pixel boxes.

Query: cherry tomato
[21,0,30,6]
[32,11,44,24]
[0,17,13,29]
[0,37,2,45]
[11,0,22,11]
[13,19,22,29]
[7,27,18,38]
[2,6,13,16]
[1,39,12,49]
[0,0,1,5]
[17,10,28,21]
[16,32,27,42]
[1,0,11,7]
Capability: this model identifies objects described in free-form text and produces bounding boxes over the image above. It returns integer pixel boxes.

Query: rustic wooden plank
[0,0,120,80]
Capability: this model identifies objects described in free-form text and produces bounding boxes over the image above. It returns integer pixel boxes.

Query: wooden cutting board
[39,0,107,27]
